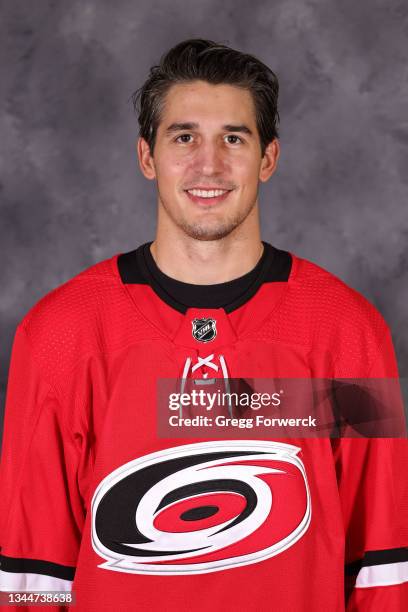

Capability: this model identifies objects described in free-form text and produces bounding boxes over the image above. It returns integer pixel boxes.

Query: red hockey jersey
[0,242,407,611]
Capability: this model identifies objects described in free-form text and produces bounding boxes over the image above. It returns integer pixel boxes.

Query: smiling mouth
[184,188,233,205]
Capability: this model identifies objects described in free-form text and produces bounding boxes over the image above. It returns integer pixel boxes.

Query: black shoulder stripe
[0,554,76,581]
[345,547,408,575]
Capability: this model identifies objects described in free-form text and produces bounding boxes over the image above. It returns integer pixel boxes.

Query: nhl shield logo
[192,318,217,342]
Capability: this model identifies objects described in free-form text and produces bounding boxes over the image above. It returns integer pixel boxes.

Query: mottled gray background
[1,0,407,444]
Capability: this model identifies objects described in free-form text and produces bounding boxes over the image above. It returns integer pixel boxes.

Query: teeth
[187,189,228,198]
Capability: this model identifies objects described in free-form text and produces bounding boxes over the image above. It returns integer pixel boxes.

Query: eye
[224,134,243,145]
[175,134,193,144]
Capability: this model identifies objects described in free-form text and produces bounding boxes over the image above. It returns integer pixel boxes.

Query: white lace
[180,354,232,417]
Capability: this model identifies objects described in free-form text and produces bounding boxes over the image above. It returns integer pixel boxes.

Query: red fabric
[0,252,407,611]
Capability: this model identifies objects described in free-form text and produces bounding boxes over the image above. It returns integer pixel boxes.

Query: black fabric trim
[345,547,408,575]
[0,554,76,581]
[117,241,292,314]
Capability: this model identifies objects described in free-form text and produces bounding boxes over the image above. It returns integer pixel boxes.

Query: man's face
[138,80,279,241]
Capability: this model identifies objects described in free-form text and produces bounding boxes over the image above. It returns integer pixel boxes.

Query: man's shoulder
[280,254,392,373]
[291,253,388,331]
[15,253,145,386]
[20,254,119,332]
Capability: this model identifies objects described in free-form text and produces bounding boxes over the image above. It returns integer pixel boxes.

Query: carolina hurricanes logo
[91,440,311,575]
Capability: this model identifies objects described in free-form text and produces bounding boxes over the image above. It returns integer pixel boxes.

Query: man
[0,38,407,611]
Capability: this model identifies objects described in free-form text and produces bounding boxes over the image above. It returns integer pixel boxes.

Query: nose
[195,140,225,176]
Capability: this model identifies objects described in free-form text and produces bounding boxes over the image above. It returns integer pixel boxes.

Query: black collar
[117,241,292,314]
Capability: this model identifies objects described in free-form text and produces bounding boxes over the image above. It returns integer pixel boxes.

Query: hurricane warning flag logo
[91,440,311,575]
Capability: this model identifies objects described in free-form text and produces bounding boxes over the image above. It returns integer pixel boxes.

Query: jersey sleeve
[0,324,88,596]
[333,328,408,610]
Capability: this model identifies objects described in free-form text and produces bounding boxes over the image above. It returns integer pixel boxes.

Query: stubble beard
[159,192,258,242]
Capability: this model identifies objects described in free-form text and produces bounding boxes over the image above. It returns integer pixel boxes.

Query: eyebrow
[164,122,253,136]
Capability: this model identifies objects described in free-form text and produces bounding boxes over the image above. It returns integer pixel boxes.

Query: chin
[179,220,241,241]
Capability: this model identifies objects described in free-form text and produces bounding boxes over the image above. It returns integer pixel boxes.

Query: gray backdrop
[1,0,407,444]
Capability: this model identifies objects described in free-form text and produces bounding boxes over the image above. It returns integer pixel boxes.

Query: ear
[137,137,156,180]
[259,139,280,183]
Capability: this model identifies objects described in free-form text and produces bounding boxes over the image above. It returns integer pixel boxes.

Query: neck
[151,206,263,285]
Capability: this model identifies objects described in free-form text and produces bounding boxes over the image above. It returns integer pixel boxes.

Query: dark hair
[131,38,280,156]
